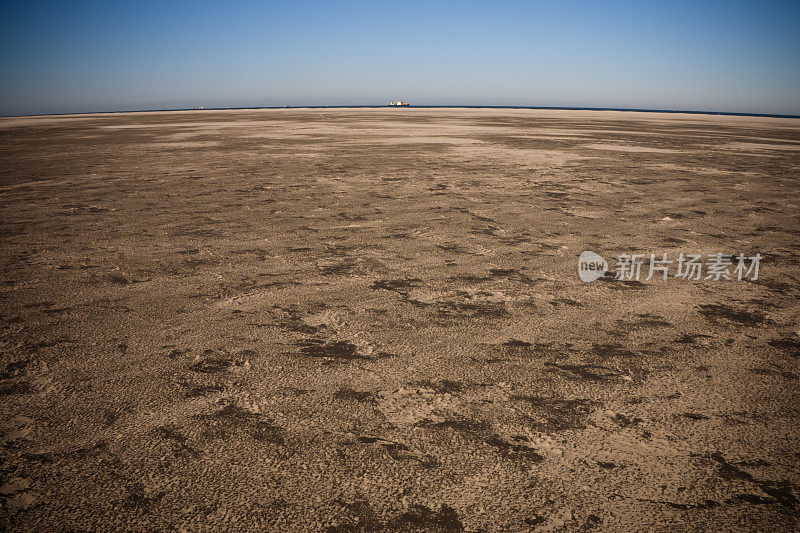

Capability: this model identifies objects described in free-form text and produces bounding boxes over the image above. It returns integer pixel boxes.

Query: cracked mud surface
[1,108,799,530]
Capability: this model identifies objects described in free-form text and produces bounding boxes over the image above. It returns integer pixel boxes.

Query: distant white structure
[389,100,410,106]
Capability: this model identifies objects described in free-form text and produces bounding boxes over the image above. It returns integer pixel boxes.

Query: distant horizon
[2,1,799,117]
[3,102,800,120]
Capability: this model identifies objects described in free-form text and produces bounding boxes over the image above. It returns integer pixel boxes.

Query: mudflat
[1,108,799,530]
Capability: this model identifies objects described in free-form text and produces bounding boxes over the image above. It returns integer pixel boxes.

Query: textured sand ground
[1,108,799,531]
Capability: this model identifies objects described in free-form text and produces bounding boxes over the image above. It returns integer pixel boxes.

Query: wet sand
[1,108,799,530]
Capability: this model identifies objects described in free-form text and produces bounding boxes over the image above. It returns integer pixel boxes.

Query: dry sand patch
[583,143,681,153]
[0,108,798,531]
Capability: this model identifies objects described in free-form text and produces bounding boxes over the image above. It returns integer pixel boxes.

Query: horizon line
[3,104,800,120]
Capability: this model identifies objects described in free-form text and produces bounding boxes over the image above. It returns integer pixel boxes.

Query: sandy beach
[1,108,799,530]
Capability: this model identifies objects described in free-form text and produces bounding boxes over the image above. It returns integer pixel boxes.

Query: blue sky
[1,0,799,116]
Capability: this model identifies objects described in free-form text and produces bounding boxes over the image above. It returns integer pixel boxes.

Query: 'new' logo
[578,251,608,282]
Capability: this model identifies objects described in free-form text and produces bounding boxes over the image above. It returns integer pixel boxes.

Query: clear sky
[1,0,799,116]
